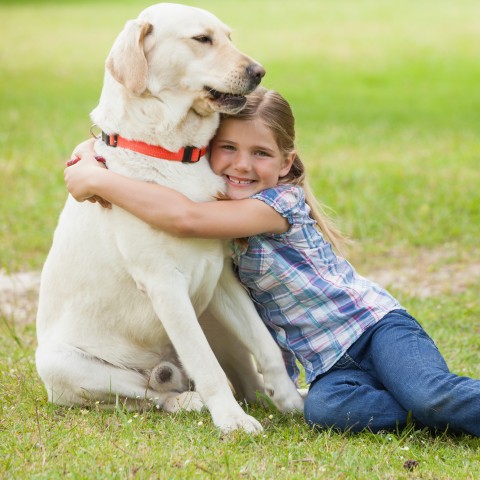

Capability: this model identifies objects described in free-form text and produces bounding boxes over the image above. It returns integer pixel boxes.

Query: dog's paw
[150,361,188,393]
[212,408,263,434]
[265,382,304,413]
[163,391,204,413]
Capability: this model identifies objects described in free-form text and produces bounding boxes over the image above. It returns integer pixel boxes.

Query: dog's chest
[108,206,226,302]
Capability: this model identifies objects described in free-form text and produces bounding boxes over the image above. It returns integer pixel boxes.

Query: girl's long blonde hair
[221,87,345,254]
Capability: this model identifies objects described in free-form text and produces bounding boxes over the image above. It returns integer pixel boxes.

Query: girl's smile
[209,118,295,200]
[225,175,254,186]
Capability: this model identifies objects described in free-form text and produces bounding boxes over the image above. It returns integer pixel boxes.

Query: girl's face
[209,118,295,200]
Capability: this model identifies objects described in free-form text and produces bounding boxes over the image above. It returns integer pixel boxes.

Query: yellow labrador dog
[36,3,303,434]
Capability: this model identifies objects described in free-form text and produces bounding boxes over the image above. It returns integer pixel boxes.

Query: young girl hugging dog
[65,87,480,437]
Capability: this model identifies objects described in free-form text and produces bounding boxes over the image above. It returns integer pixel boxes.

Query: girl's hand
[64,138,112,208]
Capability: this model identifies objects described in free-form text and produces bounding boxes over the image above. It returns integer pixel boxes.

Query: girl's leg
[304,357,410,433]
[356,310,480,437]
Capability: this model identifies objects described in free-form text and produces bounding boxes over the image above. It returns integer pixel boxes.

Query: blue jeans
[304,310,480,436]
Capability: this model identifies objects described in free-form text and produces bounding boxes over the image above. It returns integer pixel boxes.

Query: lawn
[1,0,480,478]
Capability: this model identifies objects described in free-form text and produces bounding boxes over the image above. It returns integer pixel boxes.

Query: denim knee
[304,387,363,431]
[304,392,380,433]
[304,391,337,430]
[407,389,457,429]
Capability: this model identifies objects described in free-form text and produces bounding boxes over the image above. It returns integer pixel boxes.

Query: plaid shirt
[231,185,401,385]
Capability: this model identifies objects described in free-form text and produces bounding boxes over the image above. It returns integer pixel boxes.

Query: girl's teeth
[228,176,252,185]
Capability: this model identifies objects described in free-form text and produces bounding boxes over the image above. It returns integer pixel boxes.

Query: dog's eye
[193,35,213,45]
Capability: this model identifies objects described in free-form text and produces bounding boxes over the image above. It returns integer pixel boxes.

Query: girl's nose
[233,152,251,172]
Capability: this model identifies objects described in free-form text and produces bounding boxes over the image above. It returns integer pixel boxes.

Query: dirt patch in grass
[1,247,480,325]
[364,247,480,298]
[1,270,41,326]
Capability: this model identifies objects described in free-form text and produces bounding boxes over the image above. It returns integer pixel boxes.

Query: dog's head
[106,3,265,116]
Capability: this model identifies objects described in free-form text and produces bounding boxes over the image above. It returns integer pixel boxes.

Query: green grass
[1,0,480,478]
[2,292,480,479]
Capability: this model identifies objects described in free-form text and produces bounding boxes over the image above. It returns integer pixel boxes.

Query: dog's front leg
[208,263,304,413]
[138,269,263,434]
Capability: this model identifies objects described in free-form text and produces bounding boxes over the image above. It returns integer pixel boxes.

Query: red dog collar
[102,131,207,163]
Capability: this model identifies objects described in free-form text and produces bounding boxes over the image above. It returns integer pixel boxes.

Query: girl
[65,87,480,436]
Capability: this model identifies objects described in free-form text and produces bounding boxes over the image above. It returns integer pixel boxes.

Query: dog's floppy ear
[106,20,153,95]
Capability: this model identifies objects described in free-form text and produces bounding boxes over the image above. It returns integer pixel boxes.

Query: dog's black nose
[247,63,266,84]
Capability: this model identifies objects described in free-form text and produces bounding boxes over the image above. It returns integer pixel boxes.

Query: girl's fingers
[89,195,112,209]
[96,196,112,209]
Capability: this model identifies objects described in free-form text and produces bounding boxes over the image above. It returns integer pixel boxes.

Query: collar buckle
[102,131,118,147]
[182,146,196,163]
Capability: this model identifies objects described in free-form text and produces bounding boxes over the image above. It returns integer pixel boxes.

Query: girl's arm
[64,142,289,239]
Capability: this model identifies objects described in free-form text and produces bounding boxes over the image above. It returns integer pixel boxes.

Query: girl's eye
[254,150,270,157]
[221,144,235,151]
